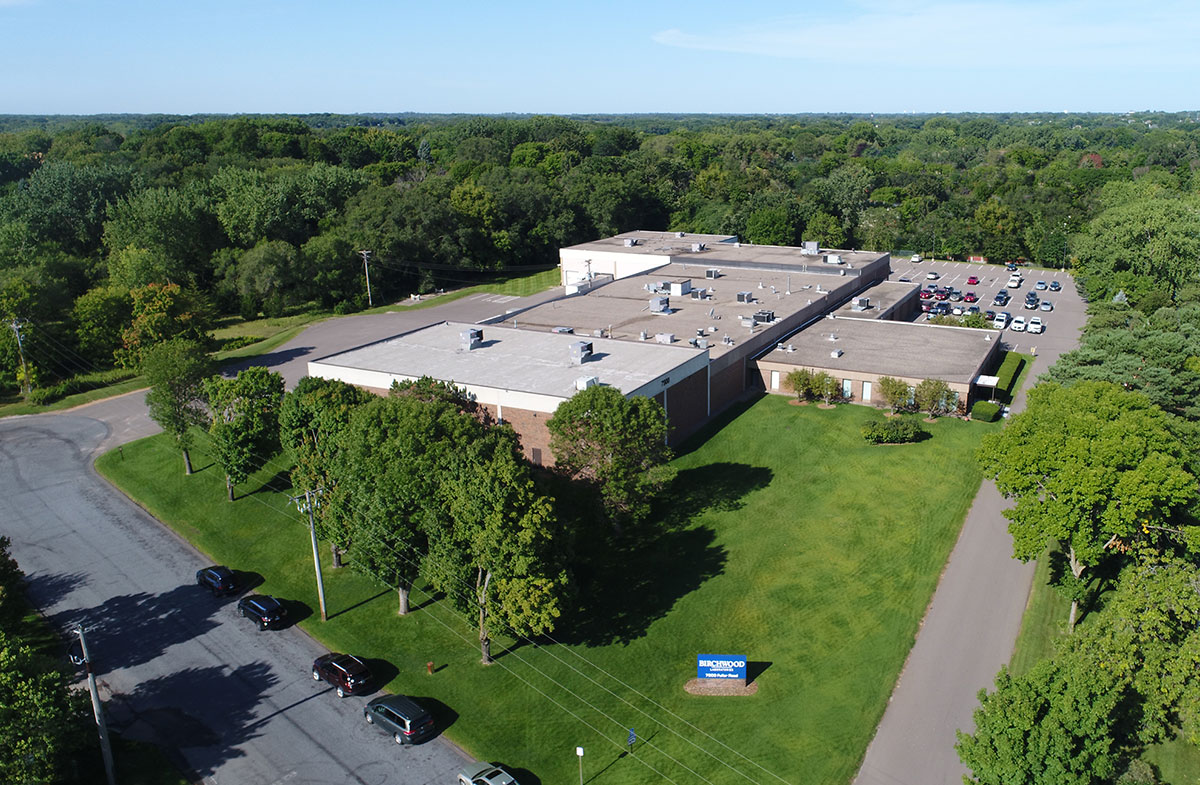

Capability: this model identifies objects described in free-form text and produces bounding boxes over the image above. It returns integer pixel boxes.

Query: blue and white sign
[697,653,747,680]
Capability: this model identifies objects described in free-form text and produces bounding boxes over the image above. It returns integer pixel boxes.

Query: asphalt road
[853,262,1089,785]
[0,291,553,785]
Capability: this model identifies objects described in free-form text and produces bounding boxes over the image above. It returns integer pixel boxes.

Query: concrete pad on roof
[764,316,1000,385]
[307,321,707,405]
[563,231,888,271]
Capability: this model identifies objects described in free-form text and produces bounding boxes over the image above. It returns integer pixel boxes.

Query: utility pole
[8,318,30,394]
[75,627,116,785]
[359,250,374,308]
[291,488,328,621]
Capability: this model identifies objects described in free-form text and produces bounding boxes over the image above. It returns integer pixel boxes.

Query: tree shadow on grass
[558,525,727,646]
[247,467,292,498]
[657,462,774,531]
[1046,550,1123,628]
[672,395,763,460]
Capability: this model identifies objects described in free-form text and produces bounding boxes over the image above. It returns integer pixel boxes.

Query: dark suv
[312,653,372,698]
[363,695,436,744]
[196,565,239,595]
[236,595,287,630]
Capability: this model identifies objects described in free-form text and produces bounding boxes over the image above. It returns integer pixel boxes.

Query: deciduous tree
[204,366,284,500]
[143,338,215,475]
[914,378,953,418]
[877,376,911,414]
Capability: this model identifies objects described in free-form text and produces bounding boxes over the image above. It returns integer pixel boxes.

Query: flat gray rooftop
[833,280,917,319]
[764,316,999,384]
[564,230,888,270]
[503,261,873,358]
[311,321,705,398]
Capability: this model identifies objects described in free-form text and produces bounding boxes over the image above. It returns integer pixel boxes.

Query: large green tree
[978,381,1197,631]
[547,386,675,534]
[203,366,284,500]
[143,338,216,475]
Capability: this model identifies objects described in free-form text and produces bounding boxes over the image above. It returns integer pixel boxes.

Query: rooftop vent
[461,328,483,350]
[705,268,721,279]
[830,349,843,358]
[655,333,675,344]
[675,231,686,238]
[801,241,819,255]
[551,326,574,334]
[569,340,593,365]
[691,242,706,252]
[827,333,839,341]
[649,296,670,314]
[575,376,599,391]
[639,330,648,341]
[623,237,639,247]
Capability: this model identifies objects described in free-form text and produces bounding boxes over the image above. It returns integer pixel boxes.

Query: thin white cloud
[652,1,1200,68]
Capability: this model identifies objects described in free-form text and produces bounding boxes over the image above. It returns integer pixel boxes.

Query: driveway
[0,290,557,785]
[854,263,1089,785]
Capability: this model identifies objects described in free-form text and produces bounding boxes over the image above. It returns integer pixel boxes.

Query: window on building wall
[862,380,873,402]
[842,379,853,399]
[770,370,780,391]
[531,448,542,466]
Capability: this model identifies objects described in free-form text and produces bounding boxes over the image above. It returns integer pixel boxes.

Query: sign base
[684,677,758,696]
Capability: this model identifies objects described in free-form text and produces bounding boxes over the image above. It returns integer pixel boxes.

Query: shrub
[971,401,1001,422]
[995,353,1025,392]
[26,368,139,406]
[861,419,925,444]
[784,368,815,401]
[218,335,264,352]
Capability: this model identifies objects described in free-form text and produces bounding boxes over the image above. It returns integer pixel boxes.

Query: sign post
[576,746,584,785]
[627,727,636,754]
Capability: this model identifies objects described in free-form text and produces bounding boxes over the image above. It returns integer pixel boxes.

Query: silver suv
[363,695,436,744]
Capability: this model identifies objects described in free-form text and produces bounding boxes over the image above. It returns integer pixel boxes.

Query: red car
[964,292,978,303]
[967,275,980,285]
[919,290,932,300]
[935,291,949,301]
[313,653,373,698]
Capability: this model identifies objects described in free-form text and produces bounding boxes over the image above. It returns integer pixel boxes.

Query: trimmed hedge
[27,368,139,406]
[995,353,1025,392]
[970,401,1001,422]
[861,419,925,444]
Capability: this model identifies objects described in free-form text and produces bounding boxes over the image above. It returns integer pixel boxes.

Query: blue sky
[1,0,1195,114]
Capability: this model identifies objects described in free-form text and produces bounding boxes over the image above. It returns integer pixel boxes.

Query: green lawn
[97,396,991,785]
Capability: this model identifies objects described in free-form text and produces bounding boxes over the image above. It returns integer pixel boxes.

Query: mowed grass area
[97,395,990,785]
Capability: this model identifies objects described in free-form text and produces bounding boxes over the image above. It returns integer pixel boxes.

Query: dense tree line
[4,112,1200,395]
[961,172,1200,783]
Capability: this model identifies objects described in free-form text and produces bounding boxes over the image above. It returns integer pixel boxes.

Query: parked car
[911,254,923,262]
[992,294,1010,307]
[313,653,372,698]
[1010,316,1027,332]
[236,595,287,630]
[458,763,520,785]
[1006,263,1019,271]
[993,313,1010,329]
[363,695,436,745]
[1040,300,1054,312]
[951,305,964,316]
[985,310,996,321]
[1023,297,1039,310]
[966,275,980,285]
[1007,277,1021,289]
[919,290,932,300]
[925,271,939,280]
[966,305,981,315]
[1028,317,1044,334]
[964,291,978,303]
[920,301,933,312]
[935,291,949,301]
[196,565,239,595]
[1035,280,1048,290]
[1049,280,1062,292]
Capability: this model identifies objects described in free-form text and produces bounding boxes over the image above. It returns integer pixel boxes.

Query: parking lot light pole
[75,627,117,785]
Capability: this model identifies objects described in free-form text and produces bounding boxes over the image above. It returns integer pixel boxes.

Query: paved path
[1,291,555,785]
[853,264,1088,785]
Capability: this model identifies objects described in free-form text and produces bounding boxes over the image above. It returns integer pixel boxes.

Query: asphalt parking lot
[890,258,1088,362]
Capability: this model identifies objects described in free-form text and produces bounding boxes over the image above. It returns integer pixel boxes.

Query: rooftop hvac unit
[736,291,753,303]
[460,328,483,350]
[823,254,843,265]
[551,326,574,334]
[649,296,670,313]
[655,333,675,344]
[697,338,708,349]
[670,280,692,296]
[705,268,721,279]
[830,349,843,358]
[690,289,703,300]
[675,231,686,238]
[851,297,870,311]
[623,237,639,247]
[754,309,775,323]
[801,240,819,255]
[691,242,706,252]
[569,340,593,365]
[575,376,599,391]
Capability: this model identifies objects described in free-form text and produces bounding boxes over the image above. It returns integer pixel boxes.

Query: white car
[1027,317,1044,334]
[926,271,939,280]
[992,313,1010,329]
[911,254,923,262]
[1007,276,1022,289]
[1010,316,1027,332]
